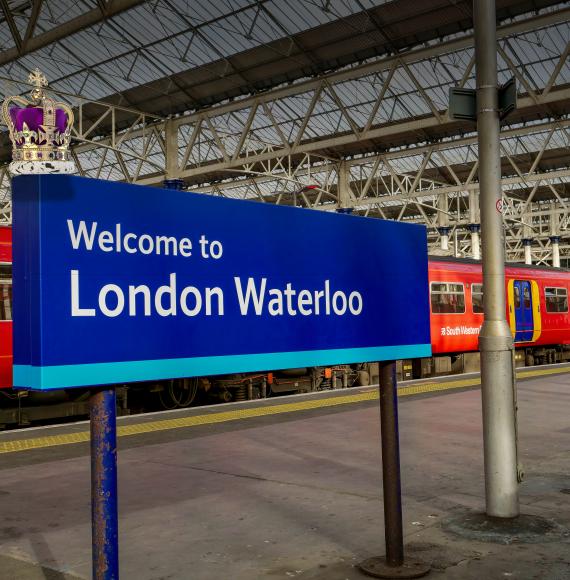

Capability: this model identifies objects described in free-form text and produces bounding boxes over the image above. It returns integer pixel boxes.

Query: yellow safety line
[0,365,568,455]
[517,366,570,379]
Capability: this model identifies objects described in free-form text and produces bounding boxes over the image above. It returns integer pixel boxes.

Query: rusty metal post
[378,360,404,566]
[359,361,429,579]
[90,387,119,580]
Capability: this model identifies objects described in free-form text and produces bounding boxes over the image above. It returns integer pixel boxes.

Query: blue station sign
[12,175,431,390]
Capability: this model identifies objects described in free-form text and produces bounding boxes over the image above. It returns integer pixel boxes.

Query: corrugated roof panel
[266,0,333,33]
[200,12,264,53]
[348,104,372,128]
[35,0,97,33]
[17,46,83,80]
[387,68,416,97]
[110,8,180,45]
[180,0,254,23]
[243,6,292,44]
[159,33,220,68]
[333,78,372,108]
[65,27,134,65]
[0,0,562,120]
[0,20,16,50]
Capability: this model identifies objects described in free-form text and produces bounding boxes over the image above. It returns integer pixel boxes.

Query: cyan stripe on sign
[14,344,431,390]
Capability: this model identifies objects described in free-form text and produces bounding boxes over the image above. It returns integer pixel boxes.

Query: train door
[513,280,534,342]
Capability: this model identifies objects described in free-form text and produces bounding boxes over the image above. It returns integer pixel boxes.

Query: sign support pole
[90,387,119,580]
[474,0,520,519]
[359,361,429,579]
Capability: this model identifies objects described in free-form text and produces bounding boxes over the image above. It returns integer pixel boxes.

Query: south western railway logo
[440,326,481,336]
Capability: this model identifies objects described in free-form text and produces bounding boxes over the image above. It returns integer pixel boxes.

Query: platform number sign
[12,175,431,390]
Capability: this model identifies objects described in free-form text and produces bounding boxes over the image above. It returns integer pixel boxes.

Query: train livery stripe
[531,280,542,342]
[13,344,432,390]
[507,280,516,337]
[1,365,569,455]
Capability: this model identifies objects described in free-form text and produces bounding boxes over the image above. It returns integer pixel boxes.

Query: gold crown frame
[2,69,75,174]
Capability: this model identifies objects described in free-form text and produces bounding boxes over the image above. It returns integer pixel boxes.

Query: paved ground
[0,367,569,579]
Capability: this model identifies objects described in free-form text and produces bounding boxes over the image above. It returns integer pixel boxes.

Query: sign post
[359,361,430,579]
[90,387,119,580]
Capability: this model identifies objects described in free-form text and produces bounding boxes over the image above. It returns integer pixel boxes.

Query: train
[1,224,569,427]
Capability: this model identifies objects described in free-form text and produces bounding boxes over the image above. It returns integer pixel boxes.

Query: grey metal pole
[474,0,519,518]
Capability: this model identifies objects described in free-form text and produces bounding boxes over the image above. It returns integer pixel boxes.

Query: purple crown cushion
[9,106,68,135]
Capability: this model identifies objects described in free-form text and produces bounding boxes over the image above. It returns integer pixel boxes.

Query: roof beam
[165,88,570,183]
[0,0,148,65]
[0,0,23,53]
[355,168,570,206]
[22,0,43,47]
[163,6,570,128]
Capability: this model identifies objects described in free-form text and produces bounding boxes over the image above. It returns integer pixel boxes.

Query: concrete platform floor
[0,367,569,580]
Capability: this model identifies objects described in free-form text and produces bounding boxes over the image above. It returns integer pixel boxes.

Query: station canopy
[0,0,568,263]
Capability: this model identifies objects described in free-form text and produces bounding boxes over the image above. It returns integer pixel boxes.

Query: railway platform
[0,364,569,580]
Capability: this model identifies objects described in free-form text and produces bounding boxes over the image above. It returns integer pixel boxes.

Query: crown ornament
[2,69,75,175]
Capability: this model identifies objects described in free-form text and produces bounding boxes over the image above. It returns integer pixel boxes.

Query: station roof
[0,0,568,260]
[0,0,565,120]
[0,0,567,160]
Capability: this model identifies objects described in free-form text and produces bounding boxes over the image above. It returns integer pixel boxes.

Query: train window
[430,282,465,314]
[523,286,531,309]
[0,263,10,281]
[0,264,11,321]
[514,286,521,308]
[472,284,484,313]
[0,284,11,320]
[545,287,568,313]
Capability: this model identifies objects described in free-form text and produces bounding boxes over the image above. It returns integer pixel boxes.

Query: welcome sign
[12,175,431,390]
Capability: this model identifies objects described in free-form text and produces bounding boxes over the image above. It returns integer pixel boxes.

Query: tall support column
[550,205,560,268]
[337,160,352,210]
[474,0,519,518]
[469,224,481,260]
[438,227,450,251]
[469,191,481,260]
[165,120,180,180]
[551,236,561,268]
[437,193,450,251]
[522,224,533,265]
[469,191,480,224]
[522,239,532,265]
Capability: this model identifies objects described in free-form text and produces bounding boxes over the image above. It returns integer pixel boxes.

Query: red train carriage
[430,257,570,361]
